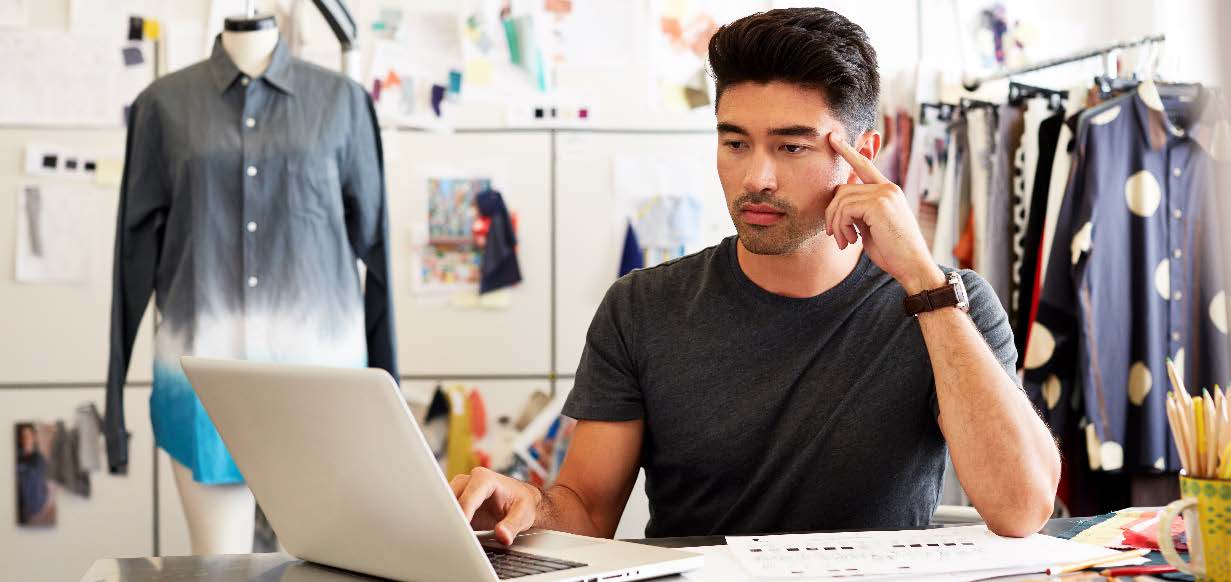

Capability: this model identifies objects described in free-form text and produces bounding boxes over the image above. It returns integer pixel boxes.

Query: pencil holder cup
[1159,474,1231,581]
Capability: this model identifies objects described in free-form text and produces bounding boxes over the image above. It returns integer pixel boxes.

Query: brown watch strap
[903,285,960,316]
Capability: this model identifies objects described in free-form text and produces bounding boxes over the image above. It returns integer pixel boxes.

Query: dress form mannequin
[171,458,255,554]
[220,16,278,77]
[171,6,277,557]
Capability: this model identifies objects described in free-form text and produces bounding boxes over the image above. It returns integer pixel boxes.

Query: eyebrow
[715,123,820,138]
[768,125,821,138]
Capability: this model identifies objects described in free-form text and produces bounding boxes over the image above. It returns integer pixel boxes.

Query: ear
[858,131,882,163]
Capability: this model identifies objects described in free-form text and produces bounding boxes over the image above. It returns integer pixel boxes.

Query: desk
[78,518,1178,582]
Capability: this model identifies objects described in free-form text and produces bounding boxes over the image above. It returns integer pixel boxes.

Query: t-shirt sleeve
[961,269,1021,386]
[562,276,645,421]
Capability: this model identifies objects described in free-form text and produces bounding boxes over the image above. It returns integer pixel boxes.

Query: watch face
[949,272,969,310]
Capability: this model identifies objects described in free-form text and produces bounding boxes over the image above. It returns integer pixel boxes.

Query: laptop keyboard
[484,546,587,579]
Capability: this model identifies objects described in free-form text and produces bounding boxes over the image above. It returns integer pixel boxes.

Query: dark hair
[708,8,880,137]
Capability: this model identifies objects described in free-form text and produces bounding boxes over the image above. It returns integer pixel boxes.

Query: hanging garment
[49,420,90,497]
[445,385,477,479]
[1025,82,1231,475]
[931,120,964,267]
[475,189,522,293]
[75,402,104,473]
[874,112,900,184]
[618,221,643,277]
[105,37,398,483]
[997,104,1025,319]
[1036,87,1090,293]
[904,112,949,248]
[966,105,1011,308]
[895,110,914,186]
[1013,110,1065,367]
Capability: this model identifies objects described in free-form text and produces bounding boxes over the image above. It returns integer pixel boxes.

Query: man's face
[715,81,872,255]
[18,426,34,454]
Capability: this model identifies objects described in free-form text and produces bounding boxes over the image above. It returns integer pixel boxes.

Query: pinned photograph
[15,422,57,527]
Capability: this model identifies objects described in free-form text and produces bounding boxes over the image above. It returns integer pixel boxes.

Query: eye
[724,140,746,151]
[782,144,809,154]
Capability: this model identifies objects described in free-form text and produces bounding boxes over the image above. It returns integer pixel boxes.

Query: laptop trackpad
[509,531,604,551]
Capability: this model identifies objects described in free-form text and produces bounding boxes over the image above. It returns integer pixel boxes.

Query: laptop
[181,357,702,582]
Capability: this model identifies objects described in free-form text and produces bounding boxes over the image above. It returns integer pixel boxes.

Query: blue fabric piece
[475,189,522,294]
[150,363,243,484]
[619,221,643,277]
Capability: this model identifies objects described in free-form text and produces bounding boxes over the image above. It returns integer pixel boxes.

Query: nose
[742,149,777,194]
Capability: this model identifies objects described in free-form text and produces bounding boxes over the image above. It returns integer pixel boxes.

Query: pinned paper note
[463,59,493,87]
[15,185,92,284]
[94,159,124,188]
[121,46,144,66]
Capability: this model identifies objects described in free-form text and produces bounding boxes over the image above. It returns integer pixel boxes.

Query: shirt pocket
[286,157,341,224]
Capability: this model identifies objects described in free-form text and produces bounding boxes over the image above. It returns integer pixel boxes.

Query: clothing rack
[962,34,1165,91]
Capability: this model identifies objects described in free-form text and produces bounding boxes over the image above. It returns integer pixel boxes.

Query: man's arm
[826,132,1059,537]
[451,419,642,543]
[907,273,1060,537]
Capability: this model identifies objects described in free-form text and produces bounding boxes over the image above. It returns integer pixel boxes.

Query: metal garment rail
[962,34,1165,91]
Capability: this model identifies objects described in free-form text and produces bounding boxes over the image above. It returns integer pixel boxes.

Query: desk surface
[78,519,1168,582]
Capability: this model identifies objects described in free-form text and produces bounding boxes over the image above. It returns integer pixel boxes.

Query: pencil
[1046,548,1149,575]
[1207,390,1220,477]
[1166,398,1190,472]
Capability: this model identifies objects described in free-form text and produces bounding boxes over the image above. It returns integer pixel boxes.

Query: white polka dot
[1154,457,1166,471]
[1154,259,1170,300]
[1101,441,1124,471]
[1089,105,1122,126]
[1070,222,1093,265]
[1043,374,1061,410]
[1085,423,1102,471]
[1128,361,1152,406]
[1211,291,1228,334]
[1138,80,1165,111]
[1025,323,1056,370]
[1125,170,1162,217]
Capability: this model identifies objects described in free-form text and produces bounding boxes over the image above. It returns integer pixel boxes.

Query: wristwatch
[903,271,970,317]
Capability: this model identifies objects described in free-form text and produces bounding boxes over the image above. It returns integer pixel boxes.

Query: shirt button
[245,117,256,128]
[1173,291,1183,301]
[240,76,250,86]
[1173,248,1183,259]
[1172,331,1181,342]
[1173,208,1183,220]
[248,276,259,288]
[246,165,257,177]
[1173,167,1182,177]
[246,221,257,233]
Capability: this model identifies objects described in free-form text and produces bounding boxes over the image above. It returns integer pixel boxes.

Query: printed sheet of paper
[725,525,1144,580]
[0,30,151,126]
[14,184,92,284]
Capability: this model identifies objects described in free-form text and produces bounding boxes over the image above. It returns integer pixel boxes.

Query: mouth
[740,203,786,226]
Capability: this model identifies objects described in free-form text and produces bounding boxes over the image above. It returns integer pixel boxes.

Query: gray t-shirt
[562,236,1018,538]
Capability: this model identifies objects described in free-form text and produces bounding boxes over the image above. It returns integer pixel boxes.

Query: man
[452,7,1060,543]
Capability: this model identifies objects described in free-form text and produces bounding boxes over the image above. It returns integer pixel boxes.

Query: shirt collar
[207,34,295,95]
[1131,80,1224,158]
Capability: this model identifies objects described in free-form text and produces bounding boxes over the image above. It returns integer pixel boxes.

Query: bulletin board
[553,130,735,376]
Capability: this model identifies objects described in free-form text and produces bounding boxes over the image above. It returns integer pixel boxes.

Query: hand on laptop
[451,467,543,545]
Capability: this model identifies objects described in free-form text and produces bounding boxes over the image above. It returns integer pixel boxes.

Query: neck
[221,28,279,77]
[736,234,861,298]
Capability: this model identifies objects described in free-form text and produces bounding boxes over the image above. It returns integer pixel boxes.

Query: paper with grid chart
[725,525,1143,580]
